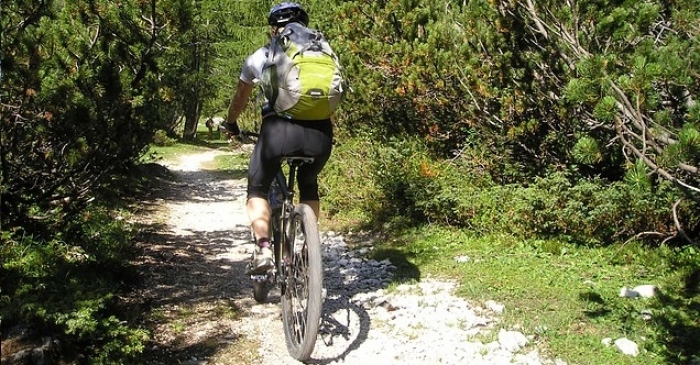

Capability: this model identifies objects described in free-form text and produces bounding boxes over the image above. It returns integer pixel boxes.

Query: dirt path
[137,149,383,365]
[136,149,557,365]
[136,149,264,364]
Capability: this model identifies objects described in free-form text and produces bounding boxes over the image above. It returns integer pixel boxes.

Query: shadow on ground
[652,270,700,365]
[134,226,253,364]
[130,160,422,365]
[306,247,420,364]
[127,162,256,364]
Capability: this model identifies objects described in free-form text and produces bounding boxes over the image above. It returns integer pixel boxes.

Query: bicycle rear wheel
[281,204,323,361]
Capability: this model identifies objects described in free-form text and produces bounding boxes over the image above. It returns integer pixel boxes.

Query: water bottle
[268,181,282,210]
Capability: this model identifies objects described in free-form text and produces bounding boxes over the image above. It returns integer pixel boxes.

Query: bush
[152,129,178,147]
[321,134,384,227]
[325,135,692,245]
[322,0,699,241]
[504,173,678,244]
[0,207,148,363]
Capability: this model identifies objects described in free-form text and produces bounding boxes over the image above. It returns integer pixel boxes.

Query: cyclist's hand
[219,120,241,136]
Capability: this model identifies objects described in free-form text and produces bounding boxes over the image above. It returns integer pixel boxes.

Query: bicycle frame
[270,157,314,293]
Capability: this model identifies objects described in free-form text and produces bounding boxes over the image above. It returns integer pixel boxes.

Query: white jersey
[239,46,269,84]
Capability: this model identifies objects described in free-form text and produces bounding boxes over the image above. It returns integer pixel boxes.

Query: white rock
[619,287,638,298]
[454,255,471,263]
[498,328,528,353]
[620,285,658,299]
[486,300,505,314]
[396,284,412,292]
[614,337,639,357]
[632,285,657,298]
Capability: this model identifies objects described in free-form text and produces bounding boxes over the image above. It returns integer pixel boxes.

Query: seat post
[286,162,299,202]
[282,157,314,203]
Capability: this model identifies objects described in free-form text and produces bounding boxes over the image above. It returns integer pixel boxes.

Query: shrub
[0,207,148,363]
[152,129,178,147]
[326,136,691,245]
[321,134,384,227]
[453,171,684,245]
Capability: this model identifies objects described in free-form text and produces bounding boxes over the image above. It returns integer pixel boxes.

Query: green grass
[213,153,249,174]
[145,144,211,163]
[142,119,233,164]
[370,225,700,365]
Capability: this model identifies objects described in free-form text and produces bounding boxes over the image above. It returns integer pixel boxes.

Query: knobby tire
[281,204,323,361]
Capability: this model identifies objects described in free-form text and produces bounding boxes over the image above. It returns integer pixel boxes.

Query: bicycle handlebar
[218,123,259,140]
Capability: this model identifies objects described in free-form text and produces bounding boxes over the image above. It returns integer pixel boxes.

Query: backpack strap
[263,42,279,108]
[267,38,277,63]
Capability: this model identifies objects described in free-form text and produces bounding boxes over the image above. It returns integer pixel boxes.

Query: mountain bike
[241,130,323,361]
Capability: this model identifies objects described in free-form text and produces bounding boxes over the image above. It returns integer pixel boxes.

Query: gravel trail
[142,149,564,365]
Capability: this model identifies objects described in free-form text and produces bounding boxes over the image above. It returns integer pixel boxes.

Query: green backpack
[260,22,347,121]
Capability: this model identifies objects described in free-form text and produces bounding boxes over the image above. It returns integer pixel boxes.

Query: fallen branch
[672,199,694,245]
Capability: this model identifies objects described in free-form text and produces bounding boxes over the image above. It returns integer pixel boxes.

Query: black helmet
[267,2,309,27]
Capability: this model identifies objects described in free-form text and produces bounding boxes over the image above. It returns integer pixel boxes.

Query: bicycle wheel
[281,204,323,361]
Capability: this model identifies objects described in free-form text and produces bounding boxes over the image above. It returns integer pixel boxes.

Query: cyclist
[221,2,334,274]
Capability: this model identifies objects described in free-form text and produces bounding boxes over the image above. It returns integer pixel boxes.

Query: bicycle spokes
[276,206,322,360]
[287,220,309,337]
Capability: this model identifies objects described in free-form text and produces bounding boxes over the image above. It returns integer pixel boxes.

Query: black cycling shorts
[247,116,333,202]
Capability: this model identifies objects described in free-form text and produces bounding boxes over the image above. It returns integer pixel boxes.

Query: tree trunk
[182,32,202,141]
[182,99,200,141]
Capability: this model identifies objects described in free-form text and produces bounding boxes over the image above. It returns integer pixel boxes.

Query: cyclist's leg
[248,117,293,237]
[247,137,273,246]
[247,198,270,244]
[246,119,286,272]
[248,119,285,297]
[296,120,333,219]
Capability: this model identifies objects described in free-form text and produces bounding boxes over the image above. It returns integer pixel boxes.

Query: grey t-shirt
[239,46,268,84]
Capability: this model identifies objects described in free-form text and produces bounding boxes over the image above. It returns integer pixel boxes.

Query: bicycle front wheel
[281,204,323,361]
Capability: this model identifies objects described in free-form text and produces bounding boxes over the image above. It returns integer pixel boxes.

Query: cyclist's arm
[224,47,265,134]
[226,79,255,124]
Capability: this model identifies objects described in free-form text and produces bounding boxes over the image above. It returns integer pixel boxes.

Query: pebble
[619,285,658,298]
[614,337,640,357]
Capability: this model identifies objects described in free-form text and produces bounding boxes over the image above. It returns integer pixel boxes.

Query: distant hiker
[205,117,224,140]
